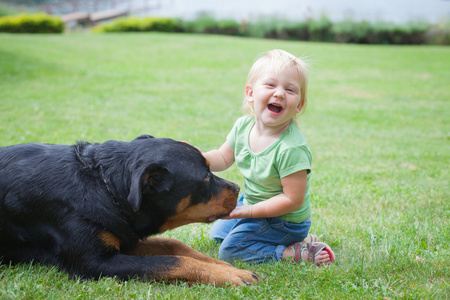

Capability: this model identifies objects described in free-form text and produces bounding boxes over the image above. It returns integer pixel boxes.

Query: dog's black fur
[0,135,258,286]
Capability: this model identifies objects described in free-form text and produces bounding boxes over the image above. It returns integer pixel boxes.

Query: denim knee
[209,218,238,243]
[218,242,237,262]
[216,218,277,263]
[218,238,282,264]
[217,216,312,264]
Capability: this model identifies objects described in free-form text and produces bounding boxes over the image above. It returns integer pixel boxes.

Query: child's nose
[273,88,285,98]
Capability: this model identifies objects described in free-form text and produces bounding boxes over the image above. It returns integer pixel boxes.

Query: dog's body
[0,135,258,286]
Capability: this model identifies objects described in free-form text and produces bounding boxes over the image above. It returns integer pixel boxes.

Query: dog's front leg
[96,253,258,287]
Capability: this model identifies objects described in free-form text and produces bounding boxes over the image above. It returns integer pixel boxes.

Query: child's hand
[221,205,253,219]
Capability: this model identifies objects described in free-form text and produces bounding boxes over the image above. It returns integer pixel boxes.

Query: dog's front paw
[207,265,259,287]
[226,268,259,286]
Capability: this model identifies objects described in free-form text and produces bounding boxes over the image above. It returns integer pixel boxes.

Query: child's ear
[296,99,305,113]
[245,85,254,103]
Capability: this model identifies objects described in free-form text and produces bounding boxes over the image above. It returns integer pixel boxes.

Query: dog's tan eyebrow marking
[99,231,121,251]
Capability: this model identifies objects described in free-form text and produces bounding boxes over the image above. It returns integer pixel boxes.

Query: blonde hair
[242,49,308,121]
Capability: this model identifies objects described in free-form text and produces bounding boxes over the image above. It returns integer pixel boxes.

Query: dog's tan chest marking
[99,231,121,251]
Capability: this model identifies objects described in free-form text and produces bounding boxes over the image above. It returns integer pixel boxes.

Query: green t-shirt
[227,116,312,223]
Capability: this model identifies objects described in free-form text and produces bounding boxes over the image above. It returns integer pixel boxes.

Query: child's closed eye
[286,87,299,94]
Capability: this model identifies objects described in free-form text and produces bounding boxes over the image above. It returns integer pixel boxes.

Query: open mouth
[268,103,283,114]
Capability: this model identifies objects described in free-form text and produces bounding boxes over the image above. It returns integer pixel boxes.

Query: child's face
[245,66,302,129]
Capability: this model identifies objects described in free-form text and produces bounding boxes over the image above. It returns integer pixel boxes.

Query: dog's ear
[127,164,173,212]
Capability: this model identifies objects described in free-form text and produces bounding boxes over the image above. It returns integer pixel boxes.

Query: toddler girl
[203,49,335,265]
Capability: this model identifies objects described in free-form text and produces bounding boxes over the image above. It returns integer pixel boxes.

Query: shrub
[181,14,242,36]
[281,22,309,40]
[258,19,309,40]
[425,20,450,45]
[332,20,371,43]
[0,13,64,33]
[93,17,181,33]
[182,14,218,33]
[89,13,444,45]
[258,15,333,42]
[364,21,428,45]
[331,20,429,44]
[307,15,333,42]
[216,19,241,35]
[242,18,275,38]
[197,19,241,35]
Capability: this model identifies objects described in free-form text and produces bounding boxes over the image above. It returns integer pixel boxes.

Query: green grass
[0,32,449,299]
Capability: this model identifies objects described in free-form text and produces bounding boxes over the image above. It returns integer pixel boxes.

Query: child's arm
[202,142,235,172]
[225,170,307,219]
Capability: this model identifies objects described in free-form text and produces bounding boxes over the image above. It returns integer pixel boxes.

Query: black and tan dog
[0,135,258,286]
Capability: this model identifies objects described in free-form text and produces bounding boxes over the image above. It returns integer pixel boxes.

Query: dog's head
[125,136,239,234]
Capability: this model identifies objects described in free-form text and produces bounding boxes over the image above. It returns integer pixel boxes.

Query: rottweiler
[0,135,258,286]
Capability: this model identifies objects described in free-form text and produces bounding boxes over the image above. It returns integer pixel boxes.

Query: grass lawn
[0,32,449,299]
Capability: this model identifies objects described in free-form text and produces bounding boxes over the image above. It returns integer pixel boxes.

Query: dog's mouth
[206,212,231,223]
[268,103,283,114]
[206,214,223,223]
[207,215,218,223]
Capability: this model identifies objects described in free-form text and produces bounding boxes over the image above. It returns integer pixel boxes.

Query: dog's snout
[223,179,239,196]
[211,174,240,196]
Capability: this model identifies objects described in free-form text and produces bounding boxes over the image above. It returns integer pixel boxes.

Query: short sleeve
[226,117,246,150]
[277,146,312,178]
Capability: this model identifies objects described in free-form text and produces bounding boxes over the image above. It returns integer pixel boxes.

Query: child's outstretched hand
[221,205,253,219]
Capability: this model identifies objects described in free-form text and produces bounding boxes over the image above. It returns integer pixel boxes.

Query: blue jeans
[209,193,311,264]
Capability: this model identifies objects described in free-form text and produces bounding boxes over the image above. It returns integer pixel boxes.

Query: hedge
[92,17,181,33]
[0,13,64,33]
[248,18,432,45]
[91,15,449,45]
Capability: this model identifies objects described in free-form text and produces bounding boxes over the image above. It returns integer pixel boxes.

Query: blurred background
[137,0,450,24]
[2,0,448,45]
[3,0,450,24]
